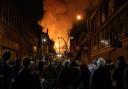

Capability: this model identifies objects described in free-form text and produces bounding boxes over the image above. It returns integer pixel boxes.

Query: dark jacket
[123,67,128,89]
[0,62,12,89]
[90,66,113,89]
[11,68,41,89]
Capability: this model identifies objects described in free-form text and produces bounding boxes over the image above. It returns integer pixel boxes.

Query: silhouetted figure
[113,56,127,89]
[37,58,44,78]
[104,59,114,89]
[0,50,12,89]
[78,64,90,89]
[58,60,72,89]
[11,57,41,89]
[90,57,113,89]
[106,59,114,72]
[70,61,80,89]
[43,60,58,89]
[12,58,21,78]
[123,66,128,89]
[30,60,42,89]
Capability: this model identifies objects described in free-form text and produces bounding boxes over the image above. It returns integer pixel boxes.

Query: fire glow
[39,0,100,53]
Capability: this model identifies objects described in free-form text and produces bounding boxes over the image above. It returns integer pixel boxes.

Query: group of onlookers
[88,56,128,89]
[0,50,128,89]
[0,51,42,89]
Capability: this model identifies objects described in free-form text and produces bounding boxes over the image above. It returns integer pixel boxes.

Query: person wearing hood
[90,57,113,89]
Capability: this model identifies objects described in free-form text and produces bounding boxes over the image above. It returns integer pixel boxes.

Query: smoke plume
[39,0,100,52]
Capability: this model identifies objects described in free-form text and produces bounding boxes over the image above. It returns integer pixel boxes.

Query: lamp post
[69,14,83,58]
[58,37,60,54]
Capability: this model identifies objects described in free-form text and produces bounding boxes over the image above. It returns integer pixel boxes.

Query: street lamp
[76,15,82,20]
[76,14,83,21]
[42,38,47,42]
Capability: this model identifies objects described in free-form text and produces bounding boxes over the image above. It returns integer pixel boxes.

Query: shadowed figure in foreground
[10,57,41,89]
[0,50,12,89]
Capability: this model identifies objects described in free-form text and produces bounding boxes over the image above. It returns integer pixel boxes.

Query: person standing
[11,57,41,89]
[113,56,127,89]
[0,50,12,89]
[123,66,128,89]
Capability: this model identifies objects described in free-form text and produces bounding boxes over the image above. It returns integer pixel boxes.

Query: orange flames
[39,0,100,53]
[54,39,65,53]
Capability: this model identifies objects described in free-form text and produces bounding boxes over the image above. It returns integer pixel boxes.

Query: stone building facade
[87,0,128,63]
[0,0,43,59]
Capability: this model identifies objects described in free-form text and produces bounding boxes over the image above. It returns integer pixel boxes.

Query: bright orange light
[54,39,66,53]
[76,15,82,20]
[54,42,59,49]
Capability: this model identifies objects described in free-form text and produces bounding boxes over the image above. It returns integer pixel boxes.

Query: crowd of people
[0,50,128,89]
